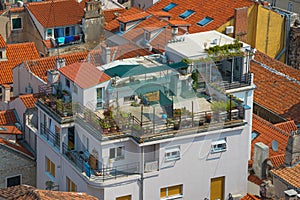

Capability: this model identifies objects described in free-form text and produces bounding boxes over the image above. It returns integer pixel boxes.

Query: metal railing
[62,142,140,182]
[40,123,60,149]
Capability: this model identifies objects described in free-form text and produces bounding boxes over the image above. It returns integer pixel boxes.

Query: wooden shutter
[116,195,131,200]
[168,185,182,196]
[210,176,224,200]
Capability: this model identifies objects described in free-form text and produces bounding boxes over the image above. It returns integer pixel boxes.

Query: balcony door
[68,127,75,150]
[210,176,224,200]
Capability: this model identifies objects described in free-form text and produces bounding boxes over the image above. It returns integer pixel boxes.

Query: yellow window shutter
[168,185,182,196]
[160,188,166,198]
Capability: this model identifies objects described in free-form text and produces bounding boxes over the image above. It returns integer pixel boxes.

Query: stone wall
[288,26,300,70]
[0,144,36,188]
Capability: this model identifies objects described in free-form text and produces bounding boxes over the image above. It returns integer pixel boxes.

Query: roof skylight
[162,3,177,12]
[197,17,214,26]
[179,10,195,19]
[251,131,259,141]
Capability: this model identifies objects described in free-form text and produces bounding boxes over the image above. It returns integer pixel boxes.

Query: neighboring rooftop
[0,126,22,135]
[58,62,111,89]
[146,0,253,33]
[241,193,260,200]
[103,8,126,23]
[26,0,84,28]
[19,94,39,109]
[0,138,34,158]
[0,184,98,200]
[0,109,18,126]
[272,162,300,189]
[0,37,40,85]
[251,51,300,124]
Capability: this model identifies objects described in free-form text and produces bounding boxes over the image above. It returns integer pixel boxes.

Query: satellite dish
[272,140,278,152]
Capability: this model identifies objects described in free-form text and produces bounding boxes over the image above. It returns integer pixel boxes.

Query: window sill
[211,149,227,154]
[45,172,55,182]
[164,157,180,162]
[161,194,183,200]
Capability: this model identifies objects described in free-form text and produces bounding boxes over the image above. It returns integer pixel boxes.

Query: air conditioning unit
[225,26,234,34]
[25,85,33,94]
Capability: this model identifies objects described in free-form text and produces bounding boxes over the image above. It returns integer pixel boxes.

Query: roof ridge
[253,114,290,137]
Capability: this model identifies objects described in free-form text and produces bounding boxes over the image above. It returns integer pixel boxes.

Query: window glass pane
[179,10,195,19]
[70,26,75,35]
[51,162,55,177]
[109,148,115,159]
[117,147,123,157]
[162,3,177,11]
[47,158,50,172]
[160,188,166,198]
[65,27,70,36]
[12,18,22,29]
[168,185,182,196]
[54,28,64,38]
[97,88,103,100]
[67,177,70,191]
[47,29,53,37]
[7,176,21,187]
[197,17,213,26]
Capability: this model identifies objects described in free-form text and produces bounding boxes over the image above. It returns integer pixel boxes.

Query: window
[65,27,70,36]
[109,146,125,160]
[251,131,259,141]
[165,146,180,162]
[211,139,227,153]
[162,3,177,12]
[73,85,78,94]
[46,157,55,177]
[179,10,195,19]
[160,184,183,199]
[288,2,293,11]
[6,175,21,187]
[145,31,150,41]
[116,195,131,200]
[65,78,70,88]
[197,17,213,26]
[47,29,53,38]
[120,23,125,32]
[12,18,22,30]
[96,87,104,108]
[54,28,64,38]
[66,176,77,192]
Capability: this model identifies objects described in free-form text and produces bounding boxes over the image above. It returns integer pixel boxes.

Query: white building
[32,31,255,200]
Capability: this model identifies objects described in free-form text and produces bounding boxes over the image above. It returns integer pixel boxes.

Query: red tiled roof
[0,126,22,135]
[275,120,297,134]
[149,11,172,17]
[168,19,191,26]
[58,62,110,89]
[248,174,263,185]
[252,114,289,158]
[117,12,150,23]
[104,8,126,23]
[0,138,34,158]
[19,94,38,109]
[146,0,254,33]
[0,109,18,125]
[272,162,300,188]
[0,34,6,48]
[0,185,98,200]
[9,7,24,12]
[0,42,40,85]
[42,40,54,49]
[105,7,143,32]
[241,193,260,200]
[27,0,84,28]
[26,51,88,82]
[270,154,285,168]
[251,51,300,124]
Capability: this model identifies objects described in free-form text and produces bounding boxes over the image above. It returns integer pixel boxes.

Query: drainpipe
[275,10,291,63]
[140,146,144,200]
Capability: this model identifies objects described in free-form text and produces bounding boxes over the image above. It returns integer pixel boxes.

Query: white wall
[83,81,110,111]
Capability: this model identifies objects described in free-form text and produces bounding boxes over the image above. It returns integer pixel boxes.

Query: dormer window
[145,31,150,41]
[120,23,125,32]
[11,17,22,30]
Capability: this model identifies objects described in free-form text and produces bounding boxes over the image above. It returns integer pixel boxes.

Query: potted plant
[205,113,212,123]
[173,120,181,130]
[102,122,110,134]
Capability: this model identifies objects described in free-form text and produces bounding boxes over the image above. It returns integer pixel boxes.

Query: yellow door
[116,195,131,200]
[210,176,224,200]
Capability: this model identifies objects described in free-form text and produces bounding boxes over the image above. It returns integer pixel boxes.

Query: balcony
[62,143,140,183]
[40,123,60,150]
[37,84,73,124]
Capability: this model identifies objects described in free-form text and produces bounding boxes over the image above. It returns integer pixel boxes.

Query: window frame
[11,17,22,30]
[6,174,22,187]
[96,87,104,109]
[66,176,77,192]
[109,146,125,160]
[65,78,70,88]
[160,184,183,199]
[46,157,56,177]
[164,146,180,162]
[211,139,227,153]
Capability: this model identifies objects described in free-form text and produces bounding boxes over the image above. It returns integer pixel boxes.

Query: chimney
[171,26,178,40]
[234,7,248,42]
[284,189,298,200]
[2,84,10,102]
[47,70,60,84]
[101,44,111,64]
[55,58,66,69]
[253,142,269,179]
[284,131,300,166]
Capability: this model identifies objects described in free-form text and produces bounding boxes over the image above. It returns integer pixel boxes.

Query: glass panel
[179,10,195,19]
[168,185,182,196]
[109,148,115,159]
[7,176,21,187]
[54,28,64,38]
[70,26,75,35]
[12,18,22,29]
[197,17,213,26]
[117,147,123,157]
[51,162,55,177]
[160,188,166,198]
[47,29,53,37]
[65,27,70,36]
[47,157,50,172]
[97,88,103,100]
[162,3,177,11]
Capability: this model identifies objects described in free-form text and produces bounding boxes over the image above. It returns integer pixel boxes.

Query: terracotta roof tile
[270,154,285,168]
[0,109,18,125]
[27,0,84,28]
[252,114,289,159]
[105,7,143,32]
[104,8,126,23]
[0,185,98,200]
[42,40,54,49]
[9,7,25,12]
[146,0,253,33]
[19,94,38,109]
[0,138,34,158]
[251,51,300,124]
[26,51,88,82]
[117,12,150,23]
[149,11,172,17]
[275,120,298,134]
[0,42,40,85]
[272,162,300,188]
[58,62,110,89]
[241,193,260,200]
[168,19,191,26]
[0,34,6,48]
[248,174,263,185]
[0,125,22,135]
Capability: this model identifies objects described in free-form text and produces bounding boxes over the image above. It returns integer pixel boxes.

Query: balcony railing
[62,143,140,182]
[40,123,60,149]
[144,160,159,172]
